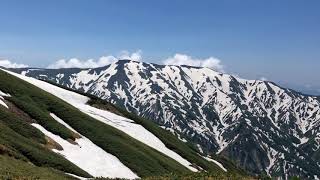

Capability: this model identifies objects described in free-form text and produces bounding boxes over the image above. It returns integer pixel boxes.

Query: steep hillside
[0,68,244,179]
[12,60,320,179]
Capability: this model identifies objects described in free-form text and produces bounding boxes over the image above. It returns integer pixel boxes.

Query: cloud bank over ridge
[47,50,142,69]
[0,59,29,68]
[162,53,224,72]
[1,50,225,73]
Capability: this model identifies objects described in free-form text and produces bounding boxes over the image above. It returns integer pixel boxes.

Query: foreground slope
[0,68,241,179]
[0,155,77,180]
[14,60,320,178]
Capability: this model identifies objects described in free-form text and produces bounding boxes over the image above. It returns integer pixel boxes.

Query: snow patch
[0,90,11,108]
[299,137,309,145]
[65,173,90,180]
[32,118,138,179]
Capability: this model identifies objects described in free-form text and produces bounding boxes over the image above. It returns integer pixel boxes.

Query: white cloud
[47,51,224,72]
[47,50,142,69]
[162,53,224,72]
[118,50,142,61]
[260,77,268,81]
[0,59,28,68]
[47,56,117,69]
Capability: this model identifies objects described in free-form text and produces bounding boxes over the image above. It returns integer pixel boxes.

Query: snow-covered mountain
[12,60,320,178]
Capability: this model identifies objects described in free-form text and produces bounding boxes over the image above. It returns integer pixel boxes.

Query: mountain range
[0,68,248,179]
[9,60,320,179]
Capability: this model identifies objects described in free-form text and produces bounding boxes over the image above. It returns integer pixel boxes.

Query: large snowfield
[1,69,199,177]
[32,120,138,179]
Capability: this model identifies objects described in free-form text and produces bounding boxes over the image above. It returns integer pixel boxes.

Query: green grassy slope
[0,108,91,177]
[0,155,75,180]
[0,69,192,177]
[0,105,45,144]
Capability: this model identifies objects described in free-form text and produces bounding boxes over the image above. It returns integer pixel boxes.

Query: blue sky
[0,0,319,94]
